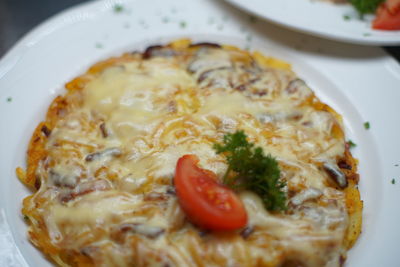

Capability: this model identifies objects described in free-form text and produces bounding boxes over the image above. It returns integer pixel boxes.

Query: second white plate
[226,0,400,46]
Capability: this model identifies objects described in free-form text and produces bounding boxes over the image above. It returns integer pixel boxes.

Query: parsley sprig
[213,131,287,212]
[349,0,384,15]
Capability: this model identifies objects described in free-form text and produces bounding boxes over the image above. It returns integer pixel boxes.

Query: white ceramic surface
[226,0,400,46]
[0,0,400,266]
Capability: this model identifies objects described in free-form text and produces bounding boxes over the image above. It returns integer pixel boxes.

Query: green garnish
[113,4,124,13]
[349,0,384,15]
[364,121,370,130]
[95,43,103,49]
[246,34,252,42]
[248,15,258,23]
[343,15,351,21]
[347,140,357,149]
[179,21,187,28]
[213,131,287,212]
[391,178,396,184]
[6,97,12,102]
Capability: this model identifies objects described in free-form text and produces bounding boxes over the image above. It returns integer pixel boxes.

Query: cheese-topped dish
[17,39,362,267]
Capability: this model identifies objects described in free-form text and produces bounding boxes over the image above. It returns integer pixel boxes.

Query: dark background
[0,0,399,60]
[0,0,88,56]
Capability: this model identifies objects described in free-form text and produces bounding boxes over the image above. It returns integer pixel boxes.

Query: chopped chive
[391,178,396,184]
[248,15,258,23]
[363,33,371,37]
[364,122,370,130]
[246,34,252,42]
[179,21,187,28]
[95,43,103,49]
[6,97,12,102]
[347,140,357,149]
[113,4,124,13]
[343,15,351,21]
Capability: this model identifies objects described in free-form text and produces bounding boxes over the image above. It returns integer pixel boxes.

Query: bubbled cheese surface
[25,44,352,267]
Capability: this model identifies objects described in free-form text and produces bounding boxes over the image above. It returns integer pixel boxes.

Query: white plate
[226,0,400,46]
[0,0,400,266]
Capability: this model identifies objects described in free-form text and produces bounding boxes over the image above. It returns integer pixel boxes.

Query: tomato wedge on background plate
[174,155,248,231]
[386,0,400,14]
[373,1,400,30]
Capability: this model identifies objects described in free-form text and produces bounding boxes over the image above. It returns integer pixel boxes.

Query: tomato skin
[387,0,400,14]
[373,2,400,30]
[174,155,248,231]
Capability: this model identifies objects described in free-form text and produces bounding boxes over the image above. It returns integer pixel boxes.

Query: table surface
[0,0,399,60]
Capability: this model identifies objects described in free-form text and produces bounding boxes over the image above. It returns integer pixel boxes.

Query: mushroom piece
[290,188,323,206]
[142,45,177,59]
[99,122,108,138]
[118,224,165,239]
[85,148,121,162]
[59,179,111,202]
[323,163,348,188]
[240,226,254,239]
[189,42,221,49]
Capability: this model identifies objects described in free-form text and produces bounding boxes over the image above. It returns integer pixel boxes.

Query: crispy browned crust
[18,40,363,266]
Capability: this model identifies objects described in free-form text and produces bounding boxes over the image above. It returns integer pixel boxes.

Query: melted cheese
[25,45,351,267]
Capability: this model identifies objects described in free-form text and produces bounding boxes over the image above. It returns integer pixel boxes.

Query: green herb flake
[23,215,29,221]
[113,4,124,13]
[343,15,351,21]
[347,140,357,149]
[213,130,287,212]
[95,43,103,49]
[363,33,371,37]
[6,97,12,102]
[391,178,396,184]
[179,21,187,28]
[246,34,252,42]
[162,17,169,23]
[364,121,370,130]
[248,15,258,23]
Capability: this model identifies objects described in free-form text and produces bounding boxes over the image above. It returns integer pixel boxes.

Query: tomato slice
[373,2,400,30]
[174,155,247,231]
[387,0,400,14]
